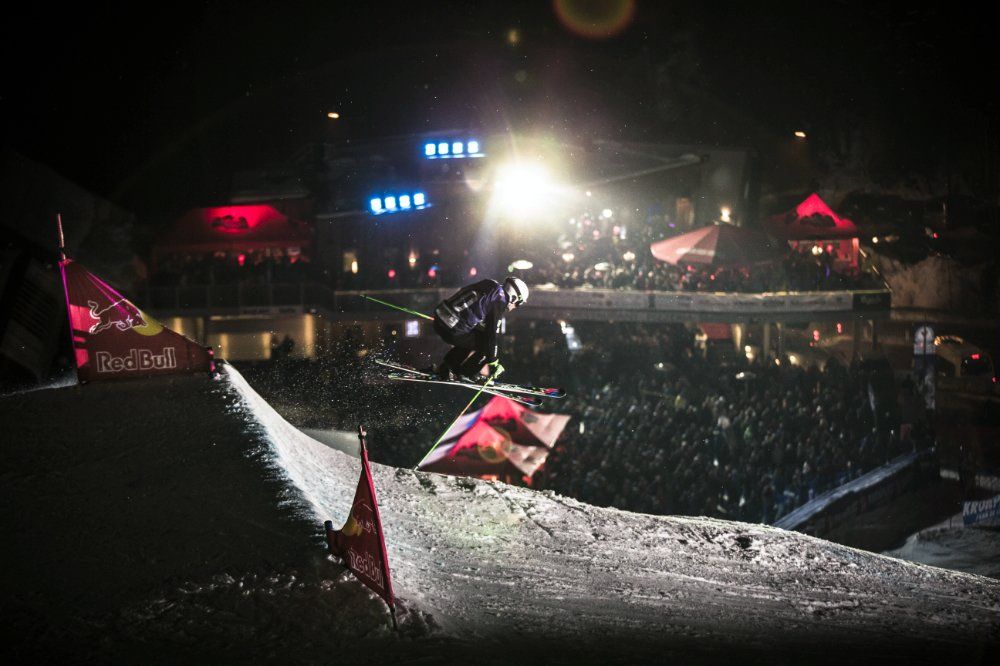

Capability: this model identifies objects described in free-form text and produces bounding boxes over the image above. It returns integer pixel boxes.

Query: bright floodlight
[794,130,807,139]
[467,140,480,154]
[509,260,534,270]
[452,141,464,154]
[399,195,412,209]
[413,192,426,206]
[425,143,436,156]
[438,142,449,155]
[385,196,397,209]
[370,198,383,213]
[493,161,554,217]
[601,208,613,219]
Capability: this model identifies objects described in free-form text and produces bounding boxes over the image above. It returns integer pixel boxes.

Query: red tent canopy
[650,224,781,266]
[764,193,858,240]
[154,204,313,255]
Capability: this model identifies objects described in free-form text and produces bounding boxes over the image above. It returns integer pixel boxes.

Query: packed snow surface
[888,514,1000,580]
[2,365,997,664]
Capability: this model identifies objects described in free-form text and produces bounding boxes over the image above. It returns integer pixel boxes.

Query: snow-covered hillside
[2,366,997,664]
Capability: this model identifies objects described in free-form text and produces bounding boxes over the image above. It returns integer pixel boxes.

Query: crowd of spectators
[518,323,920,523]
[524,210,879,292]
[148,207,884,295]
[150,250,311,287]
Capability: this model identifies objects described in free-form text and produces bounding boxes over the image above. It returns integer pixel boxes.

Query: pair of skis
[375,359,564,408]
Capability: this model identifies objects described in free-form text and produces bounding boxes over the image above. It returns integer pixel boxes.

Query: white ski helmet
[503,276,529,305]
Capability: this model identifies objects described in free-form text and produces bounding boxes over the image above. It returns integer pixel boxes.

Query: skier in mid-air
[425,276,529,382]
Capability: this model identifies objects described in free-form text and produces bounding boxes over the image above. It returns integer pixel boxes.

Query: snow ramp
[1,365,997,664]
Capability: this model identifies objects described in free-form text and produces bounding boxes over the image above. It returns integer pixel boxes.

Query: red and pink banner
[59,258,214,382]
[418,396,570,482]
[325,428,396,624]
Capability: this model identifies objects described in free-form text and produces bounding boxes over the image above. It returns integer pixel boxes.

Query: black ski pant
[434,318,487,376]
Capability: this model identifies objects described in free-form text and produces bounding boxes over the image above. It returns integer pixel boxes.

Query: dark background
[2,1,998,216]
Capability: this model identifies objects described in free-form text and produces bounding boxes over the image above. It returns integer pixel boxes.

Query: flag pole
[361,294,434,321]
[57,213,66,262]
[413,367,500,470]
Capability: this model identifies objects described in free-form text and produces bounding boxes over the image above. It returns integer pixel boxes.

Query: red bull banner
[325,427,396,626]
[418,396,570,482]
[59,258,214,382]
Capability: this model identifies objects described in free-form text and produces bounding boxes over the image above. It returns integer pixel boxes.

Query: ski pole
[361,294,434,321]
[413,367,501,470]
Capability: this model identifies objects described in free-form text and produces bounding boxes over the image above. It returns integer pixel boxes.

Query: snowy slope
[2,366,997,664]
[888,514,1000,580]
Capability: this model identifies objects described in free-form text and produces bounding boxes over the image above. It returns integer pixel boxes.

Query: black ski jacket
[434,279,508,361]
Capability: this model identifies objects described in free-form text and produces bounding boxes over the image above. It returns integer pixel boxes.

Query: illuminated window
[467,140,480,154]
[399,195,412,209]
[342,250,358,273]
[437,142,449,155]
[424,143,436,156]
[413,192,426,206]
[385,196,397,209]
[452,141,464,154]
[370,198,383,213]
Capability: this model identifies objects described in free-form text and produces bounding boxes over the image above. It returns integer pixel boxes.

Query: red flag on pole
[59,257,214,382]
[325,426,397,628]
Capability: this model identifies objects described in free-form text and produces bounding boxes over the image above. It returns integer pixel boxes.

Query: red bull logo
[95,347,177,374]
[88,299,145,334]
[344,547,384,591]
[341,503,376,537]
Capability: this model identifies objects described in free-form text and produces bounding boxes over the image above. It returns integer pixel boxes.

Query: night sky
[2,1,997,215]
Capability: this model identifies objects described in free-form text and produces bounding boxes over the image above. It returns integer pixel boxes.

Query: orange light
[327,112,340,119]
[794,130,807,139]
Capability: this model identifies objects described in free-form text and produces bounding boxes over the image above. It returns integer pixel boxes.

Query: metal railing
[141,281,892,323]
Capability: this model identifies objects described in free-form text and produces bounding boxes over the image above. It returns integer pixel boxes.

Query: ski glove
[488,360,505,378]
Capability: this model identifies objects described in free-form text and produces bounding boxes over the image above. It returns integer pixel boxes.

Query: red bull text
[345,547,385,591]
[95,347,177,374]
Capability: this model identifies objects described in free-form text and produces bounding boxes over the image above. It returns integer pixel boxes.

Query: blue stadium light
[423,138,483,159]
[371,191,429,215]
